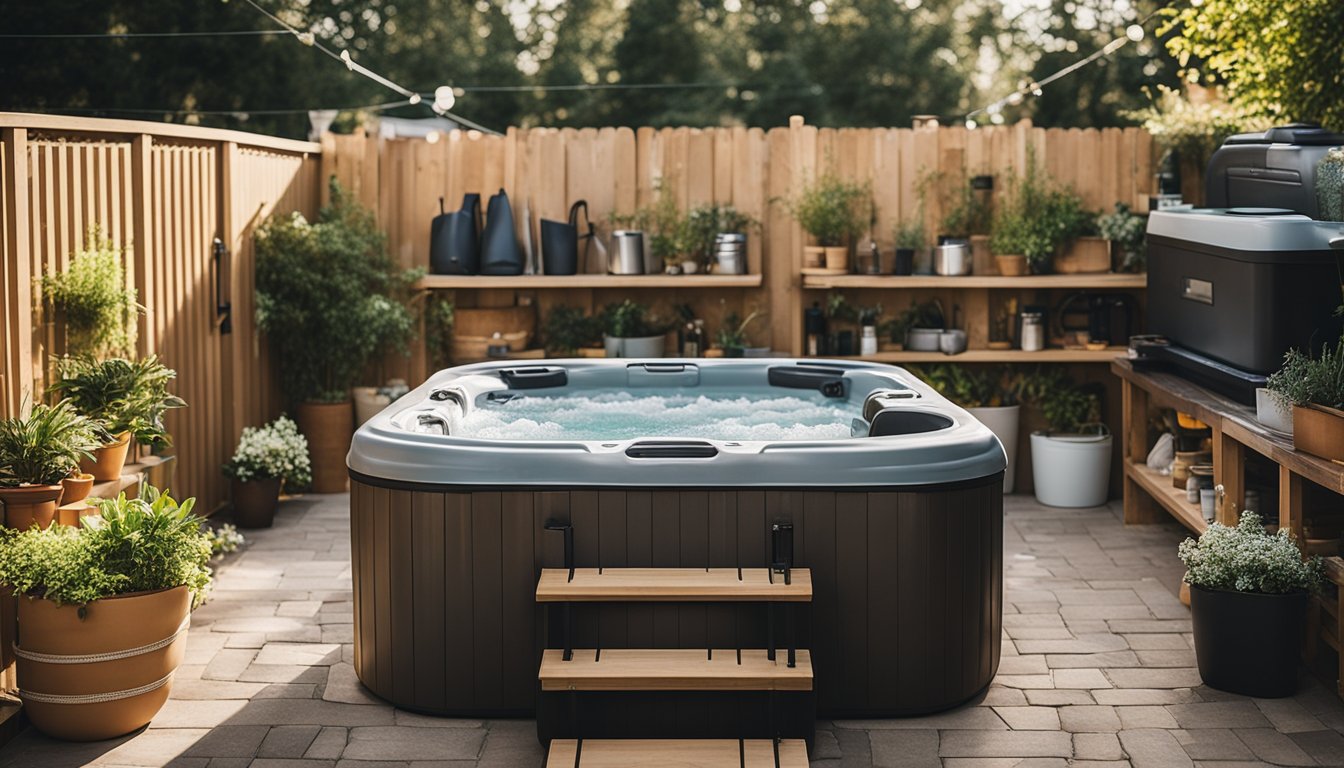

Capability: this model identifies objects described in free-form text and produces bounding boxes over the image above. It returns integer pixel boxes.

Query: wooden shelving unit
[801,273,1146,290]
[417,274,762,290]
[837,348,1127,364]
[1124,460,1208,535]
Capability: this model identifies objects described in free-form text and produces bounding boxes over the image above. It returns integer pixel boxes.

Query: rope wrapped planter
[14,585,191,741]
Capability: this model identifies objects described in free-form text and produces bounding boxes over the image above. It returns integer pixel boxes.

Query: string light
[433,86,456,113]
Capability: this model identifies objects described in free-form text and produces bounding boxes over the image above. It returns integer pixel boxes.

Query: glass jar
[1020,311,1045,352]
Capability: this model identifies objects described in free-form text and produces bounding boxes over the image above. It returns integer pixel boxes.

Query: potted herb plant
[1267,334,1344,462]
[789,172,870,271]
[601,300,670,358]
[1053,192,1107,274]
[1179,511,1323,698]
[544,305,602,357]
[916,364,1023,494]
[1097,203,1147,273]
[49,356,186,482]
[991,161,1091,275]
[0,485,212,741]
[684,203,756,274]
[40,228,143,359]
[610,183,687,274]
[716,310,766,357]
[255,179,422,493]
[1023,367,1111,507]
[222,415,313,528]
[893,217,925,276]
[0,401,103,530]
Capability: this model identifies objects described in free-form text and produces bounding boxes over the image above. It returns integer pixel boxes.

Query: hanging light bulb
[408,93,422,106]
[1126,24,1145,42]
[434,86,456,112]
[1007,92,1024,106]
[340,49,354,70]
[991,112,1005,125]
[425,130,441,144]
[965,118,977,130]
[296,31,315,46]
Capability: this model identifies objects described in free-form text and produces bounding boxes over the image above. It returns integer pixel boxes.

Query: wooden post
[1214,430,1244,525]
[0,128,33,421]
[1121,378,1163,525]
[130,134,155,357]
[1278,466,1305,545]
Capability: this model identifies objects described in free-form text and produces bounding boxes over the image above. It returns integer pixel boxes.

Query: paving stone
[868,729,939,767]
[1167,701,1273,729]
[993,706,1062,731]
[999,655,1051,675]
[342,725,486,761]
[304,727,348,760]
[239,664,330,684]
[259,725,323,758]
[1004,627,1075,641]
[1107,620,1193,634]
[1093,688,1200,706]
[1105,668,1203,689]
[1255,698,1328,734]
[1132,650,1196,668]
[277,601,324,618]
[202,649,258,682]
[256,683,320,699]
[1233,728,1317,766]
[182,725,270,758]
[993,675,1056,690]
[1117,728,1194,768]
[145,699,250,728]
[938,730,1072,758]
[982,686,1030,706]
[1171,729,1256,761]
[225,699,395,727]
[1059,706,1121,733]
[1122,634,1190,651]
[1287,729,1344,765]
[254,643,343,666]
[1016,635,1130,655]
[392,710,483,728]
[249,760,337,768]
[323,661,381,705]
[1074,732,1124,760]
[1116,706,1179,729]
[1026,689,1095,706]
[1045,651,1141,669]
[835,707,1008,730]
[1052,668,1112,689]
[474,720,542,768]
[1059,605,1155,621]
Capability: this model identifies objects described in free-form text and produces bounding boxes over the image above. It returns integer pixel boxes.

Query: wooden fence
[1,114,321,515]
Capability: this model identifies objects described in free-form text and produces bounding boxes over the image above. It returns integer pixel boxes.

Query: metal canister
[610,230,645,275]
[1020,311,1045,352]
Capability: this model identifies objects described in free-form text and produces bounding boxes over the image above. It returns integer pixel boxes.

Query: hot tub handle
[625,440,719,459]
[543,520,575,662]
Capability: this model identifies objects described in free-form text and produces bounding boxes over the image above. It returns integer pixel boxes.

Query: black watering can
[479,188,524,276]
[540,200,593,275]
[429,194,481,275]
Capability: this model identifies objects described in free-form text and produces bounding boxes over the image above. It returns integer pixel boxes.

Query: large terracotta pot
[297,400,353,494]
[0,485,64,530]
[15,585,190,741]
[1292,404,1344,462]
[231,476,282,529]
[81,432,131,482]
[60,473,95,506]
[995,254,1028,276]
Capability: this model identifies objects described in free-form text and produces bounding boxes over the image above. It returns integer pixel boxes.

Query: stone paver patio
[2,493,1343,767]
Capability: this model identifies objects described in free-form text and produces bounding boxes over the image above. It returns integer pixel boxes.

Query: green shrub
[1096,203,1147,272]
[255,178,423,404]
[222,415,312,489]
[788,171,870,247]
[544,305,601,355]
[1317,148,1344,223]
[601,300,670,339]
[913,364,1023,409]
[40,229,142,359]
[1020,366,1101,433]
[50,355,186,447]
[0,485,213,608]
[1179,512,1323,595]
[1267,335,1344,410]
[424,294,455,371]
[1123,86,1264,171]
[0,400,103,487]
[893,217,926,250]
[990,161,1092,272]
[683,204,756,267]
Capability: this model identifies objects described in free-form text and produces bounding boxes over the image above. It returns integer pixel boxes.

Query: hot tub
[347,359,1004,718]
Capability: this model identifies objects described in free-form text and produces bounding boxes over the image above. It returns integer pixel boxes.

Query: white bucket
[1030,431,1112,508]
[1254,387,1294,435]
[969,405,1020,495]
[603,335,665,358]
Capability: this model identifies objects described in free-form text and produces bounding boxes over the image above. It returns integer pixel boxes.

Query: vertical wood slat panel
[500,491,536,707]
[444,492,474,705]
[471,491,504,710]
[390,488,415,705]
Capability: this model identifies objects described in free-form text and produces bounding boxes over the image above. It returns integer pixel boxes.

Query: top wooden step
[546,738,809,768]
[536,568,812,603]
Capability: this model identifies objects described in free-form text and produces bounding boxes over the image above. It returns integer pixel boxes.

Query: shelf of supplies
[417,274,762,290]
[827,348,1127,364]
[1124,460,1208,535]
[800,273,1146,290]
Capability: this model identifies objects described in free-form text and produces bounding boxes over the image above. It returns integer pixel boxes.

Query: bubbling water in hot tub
[455,389,861,441]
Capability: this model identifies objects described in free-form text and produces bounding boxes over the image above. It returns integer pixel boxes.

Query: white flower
[222,415,312,489]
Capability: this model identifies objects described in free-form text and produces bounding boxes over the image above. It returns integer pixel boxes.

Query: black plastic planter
[1190,584,1308,698]
[893,248,915,275]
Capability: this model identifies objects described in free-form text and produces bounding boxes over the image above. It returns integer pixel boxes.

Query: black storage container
[1204,123,1344,218]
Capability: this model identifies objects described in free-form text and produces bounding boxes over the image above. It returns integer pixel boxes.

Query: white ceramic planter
[969,405,1020,495]
[603,335,665,358]
[1254,387,1294,435]
[1030,431,1112,508]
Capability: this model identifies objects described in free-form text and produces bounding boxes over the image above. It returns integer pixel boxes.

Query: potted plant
[0,401,103,530]
[1023,367,1111,507]
[896,298,946,352]
[716,310,767,357]
[788,171,869,271]
[601,300,670,358]
[1053,192,1107,274]
[1097,203,1147,273]
[1179,511,1323,697]
[684,203,756,274]
[1316,148,1344,222]
[39,228,143,360]
[892,217,925,276]
[544,305,603,357]
[916,364,1022,494]
[0,485,211,741]
[1267,334,1344,462]
[222,415,313,529]
[255,179,422,493]
[991,161,1090,275]
[49,356,186,482]
[610,182,687,274]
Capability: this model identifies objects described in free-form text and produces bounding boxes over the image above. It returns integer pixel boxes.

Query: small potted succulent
[0,485,212,740]
[1023,367,1110,508]
[0,401,103,530]
[601,300,670,358]
[1267,334,1344,462]
[49,355,186,482]
[222,415,313,528]
[1179,511,1323,698]
[788,172,870,271]
[1096,203,1147,273]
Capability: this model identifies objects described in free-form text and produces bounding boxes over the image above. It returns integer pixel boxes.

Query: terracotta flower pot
[802,246,826,269]
[297,400,353,494]
[995,254,1028,276]
[231,476,282,528]
[823,246,849,271]
[60,473,95,506]
[15,585,190,741]
[81,432,131,483]
[0,485,64,530]
[1292,403,1344,462]
[1055,236,1111,274]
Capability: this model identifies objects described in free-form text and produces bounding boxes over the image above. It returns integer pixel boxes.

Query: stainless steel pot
[610,230,645,275]
[933,242,972,275]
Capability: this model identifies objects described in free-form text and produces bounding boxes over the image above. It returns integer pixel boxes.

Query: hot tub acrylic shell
[347,359,1005,718]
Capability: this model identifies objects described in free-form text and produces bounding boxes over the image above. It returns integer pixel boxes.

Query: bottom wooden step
[547,738,809,768]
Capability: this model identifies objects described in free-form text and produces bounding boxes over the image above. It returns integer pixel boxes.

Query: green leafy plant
[991,161,1092,272]
[879,298,945,343]
[1097,203,1147,272]
[601,300,670,339]
[543,305,601,355]
[715,309,766,351]
[424,294,455,371]
[1020,366,1101,433]
[893,217,926,250]
[205,523,245,558]
[1179,511,1323,595]
[255,178,423,404]
[610,182,688,263]
[1124,86,1263,168]
[50,355,186,447]
[222,415,312,489]
[1267,335,1344,410]
[0,485,213,608]
[1317,148,1344,223]
[40,229,143,359]
[913,364,1023,409]
[787,171,871,246]
[0,400,103,487]
[683,203,756,266]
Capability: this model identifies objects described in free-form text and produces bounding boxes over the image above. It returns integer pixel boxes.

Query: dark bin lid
[1223,123,1344,146]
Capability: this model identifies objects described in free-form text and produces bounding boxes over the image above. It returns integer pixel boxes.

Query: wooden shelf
[538,648,813,692]
[801,273,1146,290]
[536,568,813,603]
[417,274,762,290]
[824,348,1127,364]
[1124,460,1208,535]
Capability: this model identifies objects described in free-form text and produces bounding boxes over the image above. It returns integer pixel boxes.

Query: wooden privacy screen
[0,114,321,515]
